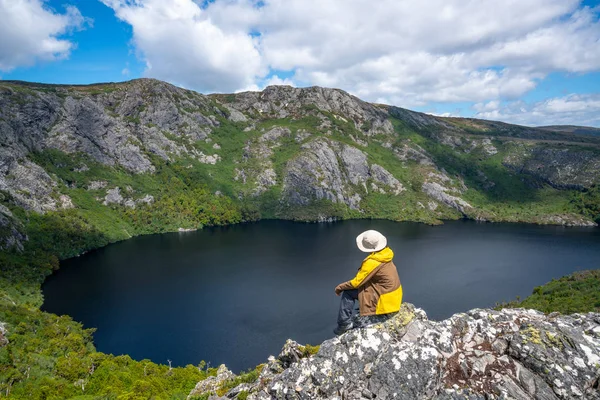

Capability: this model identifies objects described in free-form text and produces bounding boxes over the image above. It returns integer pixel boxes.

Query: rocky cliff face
[503,145,600,190]
[0,80,220,213]
[189,304,600,400]
[282,138,404,210]
[221,85,394,137]
[0,79,599,248]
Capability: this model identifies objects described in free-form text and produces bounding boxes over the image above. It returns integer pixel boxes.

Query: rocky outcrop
[422,182,472,216]
[0,205,27,251]
[369,164,405,195]
[103,187,124,206]
[0,158,61,212]
[101,187,154,209]
[537,214,598,227]
[192,303,600,400]
[394,142,436,165]
[387,106,455,131]
[503,146,600,190]
[0,323,8,347]
[0,79,222,210]
[235,127,291,197]
[260,127,291,143]
[220,85,394,136]
[188,365,235,399]
[284,138,356,207]
[282,138,405,210]
[1,79,599,227]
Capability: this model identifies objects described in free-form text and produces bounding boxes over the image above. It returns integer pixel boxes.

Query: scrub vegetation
[496,270,600,314]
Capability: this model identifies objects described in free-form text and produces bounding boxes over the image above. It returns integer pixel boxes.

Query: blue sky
[1,0,600,127]
[1,1,145,84]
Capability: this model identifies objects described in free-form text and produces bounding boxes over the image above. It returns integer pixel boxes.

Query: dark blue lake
[42,220,600,372]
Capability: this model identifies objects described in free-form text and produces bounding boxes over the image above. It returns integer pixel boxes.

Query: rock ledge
[190,303,600,399]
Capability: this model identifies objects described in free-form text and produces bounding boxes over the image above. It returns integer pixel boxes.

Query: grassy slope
[496,270,600,314]
[0,85,599,398]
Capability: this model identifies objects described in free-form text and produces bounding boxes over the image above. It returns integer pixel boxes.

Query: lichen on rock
[191,303,600,400]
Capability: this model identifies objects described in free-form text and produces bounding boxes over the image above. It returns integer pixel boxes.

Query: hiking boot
[333,323,353,336]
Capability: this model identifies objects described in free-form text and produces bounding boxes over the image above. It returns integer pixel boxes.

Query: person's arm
[335,280,354,295]
[334,265,373,294]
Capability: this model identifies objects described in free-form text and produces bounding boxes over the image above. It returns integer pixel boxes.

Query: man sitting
[334,230,403,335]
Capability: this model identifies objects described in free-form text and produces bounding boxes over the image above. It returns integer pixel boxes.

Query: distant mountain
[537,125,600,137]
[0,78,598,249]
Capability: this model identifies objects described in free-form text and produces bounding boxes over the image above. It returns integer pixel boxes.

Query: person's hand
[335,285,343,296]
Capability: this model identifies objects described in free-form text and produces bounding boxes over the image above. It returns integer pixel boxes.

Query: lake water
[42,220,600,372]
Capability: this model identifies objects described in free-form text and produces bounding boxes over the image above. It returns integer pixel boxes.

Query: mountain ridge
[0,78,598,262]
[5,78,600,142]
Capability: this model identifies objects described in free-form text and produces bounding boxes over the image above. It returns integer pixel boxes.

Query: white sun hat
[356,230,387,253]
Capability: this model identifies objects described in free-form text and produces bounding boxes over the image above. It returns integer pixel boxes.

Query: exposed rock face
[236,127,290,197]
[422,182,472,215]
[394,142,435,166]
[103,187,124,206]
[87,180,108,190]
[1,79,599,227]
[101,187,154,209]
[0,323,8,347]
[0,205,27,251]
[283,138,405,210]
[222,85,394,136]
[503,146,600,190]
[260,127,291,143]
[48,96,156,173]
[370,164,405,195]
[0,158,59,212]
[387,105,456,131]
[430,132,500,158]
[188,365,235,399]
[284,138,353,207]
[193,304,600,400]
[537,214,598,227]
[0,79,221,211]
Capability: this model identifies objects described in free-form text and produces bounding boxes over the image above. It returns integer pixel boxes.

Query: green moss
[215,365,264,396]
[522,326,543,345]
[545,331,563,349]
[298,344,320,357]
[125,116,141,124]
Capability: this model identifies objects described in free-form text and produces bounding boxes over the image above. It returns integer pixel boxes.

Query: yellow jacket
[336,247,403,316]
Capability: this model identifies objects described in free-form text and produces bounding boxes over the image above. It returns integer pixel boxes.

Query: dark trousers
[337,289,359,327]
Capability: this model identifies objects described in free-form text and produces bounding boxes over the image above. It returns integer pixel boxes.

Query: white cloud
[101,0,265,93]
[99,0,600,113]
[251,0,599,106]
[263,74,296,87]
[1,0,596,125]
[474,94,600,126]
[0,0,88,72]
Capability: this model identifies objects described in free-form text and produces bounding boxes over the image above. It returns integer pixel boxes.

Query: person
[333,230,403,335]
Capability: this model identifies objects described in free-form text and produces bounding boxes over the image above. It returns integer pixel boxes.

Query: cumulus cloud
[263,74,296,87]
[253,0,599,106]
[101,0,265,93]
[99,0,600,114]
[0,0,89,72]
[474,94,600,126]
